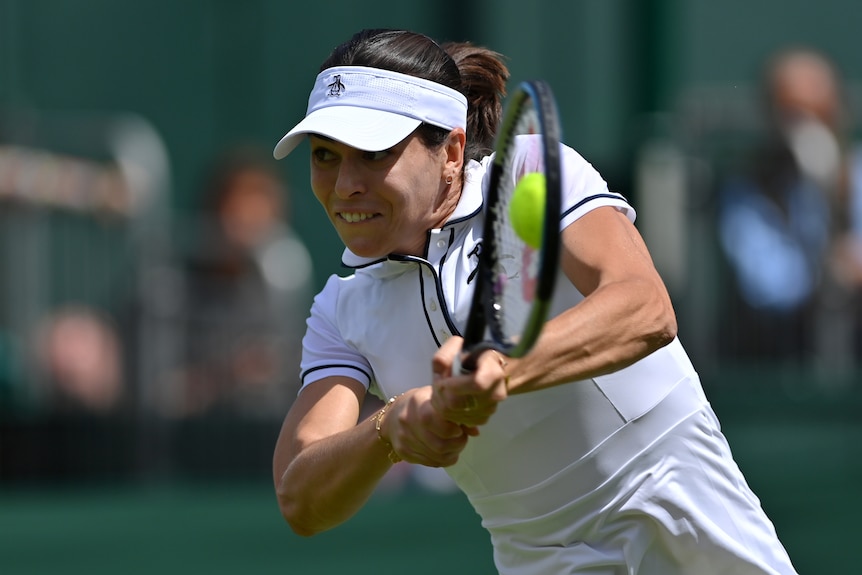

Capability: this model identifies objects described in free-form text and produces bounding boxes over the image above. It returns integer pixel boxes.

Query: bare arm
[273,377,471,537]
[508,206,677,392]
[433,206,677,420]
[273,377,382,537]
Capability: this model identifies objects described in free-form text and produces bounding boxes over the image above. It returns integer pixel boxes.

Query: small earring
[445,176,453,185]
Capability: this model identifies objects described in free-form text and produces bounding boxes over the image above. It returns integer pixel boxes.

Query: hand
[430,336,509,427]
[382,387,472,467]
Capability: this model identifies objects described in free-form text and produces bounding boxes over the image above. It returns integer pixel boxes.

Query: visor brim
[273,107,423,159]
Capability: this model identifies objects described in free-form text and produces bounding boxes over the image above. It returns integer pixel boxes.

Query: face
[218,169,283,249]
[309,130,464,258]
[773,53,842,130]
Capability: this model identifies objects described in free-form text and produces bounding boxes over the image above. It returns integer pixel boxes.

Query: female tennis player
[271,28,798,575]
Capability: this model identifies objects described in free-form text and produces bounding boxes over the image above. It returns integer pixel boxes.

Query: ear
[442,127,466,182]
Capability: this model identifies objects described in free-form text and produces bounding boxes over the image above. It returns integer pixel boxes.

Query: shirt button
[439,329,450,339]
[429,300,438,312]
[436,239,447,249]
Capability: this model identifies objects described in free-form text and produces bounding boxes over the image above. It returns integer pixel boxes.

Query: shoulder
[555,144,634,226]
[312,266,411,318]
[474,138,632,225]
[508,136,601,177]
[310,273,354,316]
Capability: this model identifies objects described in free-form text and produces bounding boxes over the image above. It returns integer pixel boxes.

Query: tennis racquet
[455,79,563,373]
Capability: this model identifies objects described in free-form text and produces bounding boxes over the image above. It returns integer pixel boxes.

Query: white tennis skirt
[467,379,799,575]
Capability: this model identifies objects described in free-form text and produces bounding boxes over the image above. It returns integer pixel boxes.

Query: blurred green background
[4,0,859,290]
[1,1,861,574]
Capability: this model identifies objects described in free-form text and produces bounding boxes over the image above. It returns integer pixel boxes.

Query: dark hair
[320,29,509,161]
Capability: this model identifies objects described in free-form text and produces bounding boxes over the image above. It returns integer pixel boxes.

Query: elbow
[634,280,677,354]
[276,487,325,538]
[287,520,320,538]
[652,319,677,350]
[274,450,326,537]
[278,496,324,537]
[648,298,678,351]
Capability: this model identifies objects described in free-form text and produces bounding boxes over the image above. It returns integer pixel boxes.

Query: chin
[344,241,388,259]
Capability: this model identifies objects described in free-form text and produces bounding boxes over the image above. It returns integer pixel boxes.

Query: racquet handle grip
[452,352,473,375]
[454,343,495,375]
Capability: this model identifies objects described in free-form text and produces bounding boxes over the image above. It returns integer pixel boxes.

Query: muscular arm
[433,206,678,420]
[274,377,470,536]
[273,377,386,537]
[508,205,677,393]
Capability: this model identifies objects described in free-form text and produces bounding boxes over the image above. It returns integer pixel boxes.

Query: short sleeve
[508,136,634,231]
[557,144,635,230]
[299,275,373,392]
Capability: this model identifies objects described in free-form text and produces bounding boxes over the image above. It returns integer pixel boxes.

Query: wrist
[372,395,402,464]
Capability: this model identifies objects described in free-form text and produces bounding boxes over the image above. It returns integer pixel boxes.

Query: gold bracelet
[373,395,402,464]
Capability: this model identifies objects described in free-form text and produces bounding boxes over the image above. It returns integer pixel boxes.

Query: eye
[311,146,337,163]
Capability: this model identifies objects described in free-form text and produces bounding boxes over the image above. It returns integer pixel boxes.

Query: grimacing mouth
[338,212,379,223]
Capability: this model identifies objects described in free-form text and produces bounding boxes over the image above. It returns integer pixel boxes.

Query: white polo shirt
[298,142,797,574]
[300,142,632,395]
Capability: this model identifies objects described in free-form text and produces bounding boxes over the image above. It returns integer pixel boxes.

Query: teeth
[341,212,374,223]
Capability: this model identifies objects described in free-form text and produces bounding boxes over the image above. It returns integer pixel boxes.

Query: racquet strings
[487,99,547,348]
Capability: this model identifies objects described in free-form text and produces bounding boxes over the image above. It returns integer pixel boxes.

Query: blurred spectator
[717,47,862,367]
[161,145,313,418]
[32,306,125,413]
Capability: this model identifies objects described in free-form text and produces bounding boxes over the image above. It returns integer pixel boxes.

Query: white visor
[273,66,468,159]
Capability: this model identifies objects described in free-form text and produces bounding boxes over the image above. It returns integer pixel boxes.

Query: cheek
[405,171,442,211]
[309,170,330,207]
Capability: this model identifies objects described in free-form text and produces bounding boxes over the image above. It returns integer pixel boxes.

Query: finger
[440,406,496,428]
[432,335,464,378]
[425,410,472,439]
[432,392,493,429]
[399,427,469,467]
[435,354,507,412]
[432,378,480,414]
[395,390,472,462]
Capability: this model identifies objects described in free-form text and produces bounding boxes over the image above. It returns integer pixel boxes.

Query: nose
[333,157,365,199]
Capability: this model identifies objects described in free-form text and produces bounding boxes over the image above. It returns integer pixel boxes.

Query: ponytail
[443,42,509,161]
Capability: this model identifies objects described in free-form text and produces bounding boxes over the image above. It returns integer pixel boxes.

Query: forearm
[275,414,392,537]
[507,276,677,394]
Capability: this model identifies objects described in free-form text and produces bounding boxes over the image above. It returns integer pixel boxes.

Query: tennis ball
[509,172,546,249]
